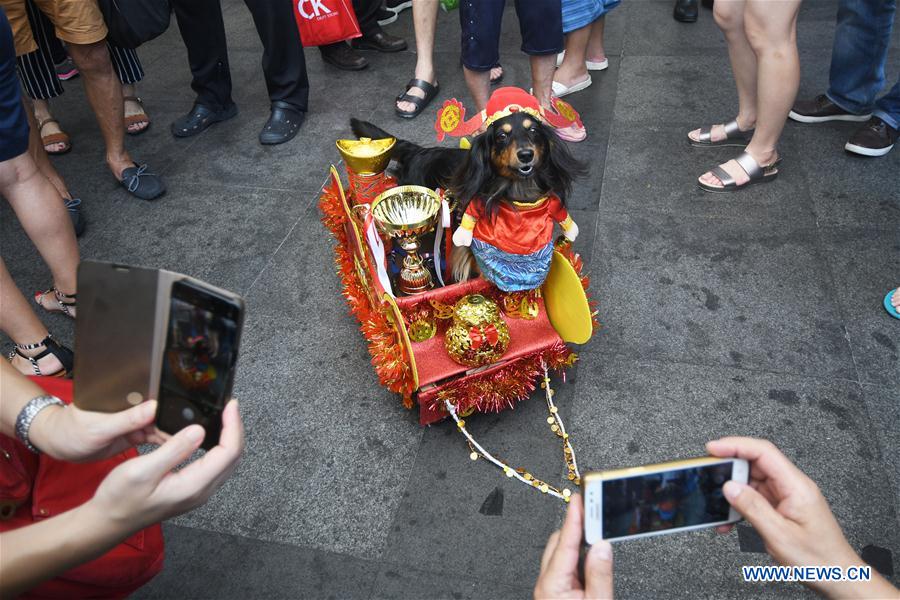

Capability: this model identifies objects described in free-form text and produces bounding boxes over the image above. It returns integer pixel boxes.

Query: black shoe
[259,101,305,145]
[789,94,872,124]
[351,29,407,53]
[171,103,238,138]
[674,0,698,22]
[845,117,897,157]
[120,163,166,201]
[320,42,369,70]
[377,7,397,26]
[64,198,86,237]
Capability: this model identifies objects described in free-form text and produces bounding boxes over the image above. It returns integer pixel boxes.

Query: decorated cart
[319,110,598,501]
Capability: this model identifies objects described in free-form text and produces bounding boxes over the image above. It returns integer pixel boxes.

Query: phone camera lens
[182,407,196,421]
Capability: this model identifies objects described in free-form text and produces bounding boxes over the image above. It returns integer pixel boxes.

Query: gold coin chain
[444,363,580,503]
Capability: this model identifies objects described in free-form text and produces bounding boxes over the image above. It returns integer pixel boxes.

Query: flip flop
[698,152,780,193]
[395,78,440,119]
[689,119,754,148]
[38,117,71,155]
[550,75,592,98]
[884,288,900,319]
[124,95,151,135]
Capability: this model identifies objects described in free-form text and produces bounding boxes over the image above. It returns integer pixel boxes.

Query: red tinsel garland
[319,182,417,407]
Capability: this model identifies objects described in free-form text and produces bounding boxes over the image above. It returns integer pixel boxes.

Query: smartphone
[155,279,244,450]
[583,457,749,544]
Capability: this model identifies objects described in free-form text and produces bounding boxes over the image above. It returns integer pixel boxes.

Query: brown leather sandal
[124,95,151,135]
[38,117,71,155]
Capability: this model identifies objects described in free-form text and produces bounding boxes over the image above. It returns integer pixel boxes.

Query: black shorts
[1,10,29,162]
[459,0,563,71]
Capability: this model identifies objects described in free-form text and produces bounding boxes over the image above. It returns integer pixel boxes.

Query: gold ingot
[336,137,396,174]
[444,294,510,367]
[469,452,479,461]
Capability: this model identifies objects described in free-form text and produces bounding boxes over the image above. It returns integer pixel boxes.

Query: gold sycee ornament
[444,294,510,367]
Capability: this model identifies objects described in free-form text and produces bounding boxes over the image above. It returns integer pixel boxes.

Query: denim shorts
[0,11,29,163]
[460,0,564,71]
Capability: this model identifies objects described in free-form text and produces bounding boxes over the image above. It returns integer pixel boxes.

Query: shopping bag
[294,0,362,47]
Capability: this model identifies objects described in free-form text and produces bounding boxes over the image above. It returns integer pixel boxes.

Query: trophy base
[398,269,434,295]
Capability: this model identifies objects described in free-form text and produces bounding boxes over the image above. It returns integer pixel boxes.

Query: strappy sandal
[34,287,76,318]
[38,117,71,155]
[490,63,503,86]
[698,151,780,193]
[7,335,74,377]
[395,78,440,119]
[689,119,754,148]
[124,95,151,135]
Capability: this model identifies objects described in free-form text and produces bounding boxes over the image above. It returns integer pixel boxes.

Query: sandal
[689,119,754,148]
[395,78,440,119]
[7,335,74,377]
[38,117,71,155]
[698,151,780,193]
[884,288,900,320]
[124,95,151,135]
[34,287,77,318]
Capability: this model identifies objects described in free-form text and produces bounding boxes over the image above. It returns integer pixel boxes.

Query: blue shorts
[460,0,564,71]
[1,11,29,163]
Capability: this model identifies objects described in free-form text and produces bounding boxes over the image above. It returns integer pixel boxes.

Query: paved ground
[2,1,899,598]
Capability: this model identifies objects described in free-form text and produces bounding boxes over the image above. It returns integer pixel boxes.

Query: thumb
[584,541,613,599]
[93,400,158,440]
[130,425,206,482]
[723,481,787,543]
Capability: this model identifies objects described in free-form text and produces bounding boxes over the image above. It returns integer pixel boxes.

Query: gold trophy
[335,137,397,208]
[371,186,441,295]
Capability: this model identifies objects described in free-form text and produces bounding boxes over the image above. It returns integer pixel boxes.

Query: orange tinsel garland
[319,182,417,407]
[432,342,575,415]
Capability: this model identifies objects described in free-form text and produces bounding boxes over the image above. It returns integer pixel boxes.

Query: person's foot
[320,42,369,70]
[698,148,778,188]
[351,29,407,52]
[37,117,70,154]
[396,73,437,114]
[118,163,166,201]
[845,117,897,157]
[688,117,755,144]
[8,343,66,377]
[171,103,238,138]
[789,94,872,123]
[259,102,306,145]
[35,287,77,318]
[124,96,150,134]
[490,64,503,85]
[674,0,699,22]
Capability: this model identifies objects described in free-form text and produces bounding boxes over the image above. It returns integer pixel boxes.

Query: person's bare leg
[397,0,439,114]
[555,26,590,88]
[0,153,79,310]
[689,0,757,144]
[25,100,73,201]
[0,258,64,375]
[699,0,800,187]
[464,67,491,113]
[31,98,66,154]
[585,17,607,63]
[66,41,133,180]
[531,54,557,109]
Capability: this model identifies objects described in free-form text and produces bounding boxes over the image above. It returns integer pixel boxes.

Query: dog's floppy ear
[450,126,495,214]
[537,122,588,204]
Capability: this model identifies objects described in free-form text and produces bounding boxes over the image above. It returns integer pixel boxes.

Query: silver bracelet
[15,395,64,454]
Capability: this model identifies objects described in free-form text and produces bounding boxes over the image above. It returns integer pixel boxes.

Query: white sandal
[556,51,609,71]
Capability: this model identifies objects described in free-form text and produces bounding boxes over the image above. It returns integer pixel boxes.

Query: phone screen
[156,280,241,449]
[602,462,734,540]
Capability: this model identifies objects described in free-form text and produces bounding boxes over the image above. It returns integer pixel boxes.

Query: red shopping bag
[294,0,362,47]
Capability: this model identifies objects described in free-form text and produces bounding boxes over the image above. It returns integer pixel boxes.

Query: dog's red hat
[434,86,583,141]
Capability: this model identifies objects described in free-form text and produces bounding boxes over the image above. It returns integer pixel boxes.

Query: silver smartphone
[583,457,749,544]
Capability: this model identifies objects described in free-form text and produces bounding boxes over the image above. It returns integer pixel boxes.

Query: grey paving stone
[589,212,857,379]
[372,565,530,600]
[134,523,377,599]
[817,227,900,388]
[569,354,900,597]
[861,384,900,499]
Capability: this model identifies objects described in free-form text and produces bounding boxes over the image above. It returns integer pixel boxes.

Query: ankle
[413,66,436,84]
[736,114,756,130]
[745,146,777,165]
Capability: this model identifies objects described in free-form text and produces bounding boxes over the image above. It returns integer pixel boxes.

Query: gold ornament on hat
[444,294,510,367]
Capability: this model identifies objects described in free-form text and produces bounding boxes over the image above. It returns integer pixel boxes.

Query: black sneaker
[789,94,871,123]
[845,117,897,157]
[377,7,397,25]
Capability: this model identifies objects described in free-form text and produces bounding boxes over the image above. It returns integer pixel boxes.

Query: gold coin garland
[444,362,580,503]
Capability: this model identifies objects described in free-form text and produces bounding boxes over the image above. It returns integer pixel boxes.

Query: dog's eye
[497,132,508,141]
[529,126,537,133]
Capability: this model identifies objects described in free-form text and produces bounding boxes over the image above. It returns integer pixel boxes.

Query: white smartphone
[583,457,749,544]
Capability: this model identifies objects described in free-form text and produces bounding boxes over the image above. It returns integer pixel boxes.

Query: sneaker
[845,117,897,157]
[54,56,78,81]
[377,7,397,25]
[789,94,871,123]
[385,0,413,13]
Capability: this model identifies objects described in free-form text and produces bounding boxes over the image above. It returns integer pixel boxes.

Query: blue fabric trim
[471,239,554,292]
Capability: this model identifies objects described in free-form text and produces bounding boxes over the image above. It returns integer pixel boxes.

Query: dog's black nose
[517,149,534,163]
